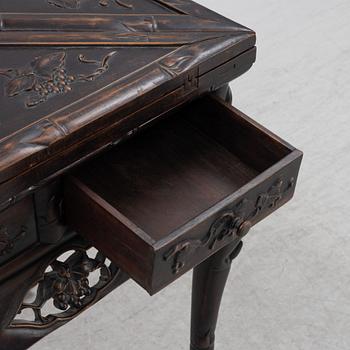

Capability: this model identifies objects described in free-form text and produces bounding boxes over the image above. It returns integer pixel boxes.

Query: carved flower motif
[48,254,96,310]
[12,247,119,328]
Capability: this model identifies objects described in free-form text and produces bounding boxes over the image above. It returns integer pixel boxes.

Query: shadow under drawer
[64,95,302,294]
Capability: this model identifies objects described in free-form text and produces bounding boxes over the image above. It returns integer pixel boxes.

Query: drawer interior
[70,96,292,242]
[65,95,300,293]
[75,116,259,241]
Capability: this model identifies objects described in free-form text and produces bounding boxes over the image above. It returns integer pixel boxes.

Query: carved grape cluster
[0,50,117,108]
[53,276,91,310]
[50,256,96,310]
[34,68,75,98]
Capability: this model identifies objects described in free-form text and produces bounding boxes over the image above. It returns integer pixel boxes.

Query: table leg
[213,85,233,104]
[190,241,243,350]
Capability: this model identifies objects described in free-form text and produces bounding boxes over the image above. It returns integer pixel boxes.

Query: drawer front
[153,155,301,292]
[0,197,37,265]
[65,95,302,294]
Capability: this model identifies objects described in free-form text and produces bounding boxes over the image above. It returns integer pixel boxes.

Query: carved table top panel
[0,0,256,208]
[0,47,172,138]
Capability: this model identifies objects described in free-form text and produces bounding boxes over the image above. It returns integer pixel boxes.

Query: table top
[0,0,255,207]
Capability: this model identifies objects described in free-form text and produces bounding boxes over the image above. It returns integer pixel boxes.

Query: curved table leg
[190,241,243,350]
[212,84,233,104]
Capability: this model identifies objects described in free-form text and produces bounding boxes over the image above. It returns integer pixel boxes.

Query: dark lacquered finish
[65,95,302,294]
[191,241,243,350]
[0,1,302,350]
[0,0,256,207]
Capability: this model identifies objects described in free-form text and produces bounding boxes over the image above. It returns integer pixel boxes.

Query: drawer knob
[237,220,252,238]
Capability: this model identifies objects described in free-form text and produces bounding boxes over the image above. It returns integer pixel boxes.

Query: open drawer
[64,95,302,294]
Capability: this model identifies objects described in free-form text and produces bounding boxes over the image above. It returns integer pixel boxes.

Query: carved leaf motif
[26,94,47,108]
[48,0,80,8]
[5,74,36,97]
[35,274,55,306]
[0,69,15,79]
[31,52,66,78]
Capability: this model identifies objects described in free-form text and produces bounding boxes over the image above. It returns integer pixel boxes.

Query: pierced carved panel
[10,247,120,328]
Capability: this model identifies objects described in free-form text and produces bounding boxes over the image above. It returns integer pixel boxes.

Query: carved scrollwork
[0,225,26,257]
[0,50,117,108]
[164,177,295,274]
[164,239,203,274]
[47,0,134,9]
[11,247,120,328]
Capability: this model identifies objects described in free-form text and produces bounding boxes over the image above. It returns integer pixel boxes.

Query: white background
[33,1,350,349]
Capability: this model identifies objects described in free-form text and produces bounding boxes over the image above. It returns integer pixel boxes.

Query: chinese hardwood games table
[0,1,302,349]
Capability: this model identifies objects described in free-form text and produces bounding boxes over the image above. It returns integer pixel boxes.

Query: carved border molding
[164,177,295,274]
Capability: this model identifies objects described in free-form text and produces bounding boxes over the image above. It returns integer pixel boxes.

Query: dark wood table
[0,1,302,349]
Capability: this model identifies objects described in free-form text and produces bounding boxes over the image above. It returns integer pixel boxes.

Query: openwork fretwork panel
[11,247,121,328]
